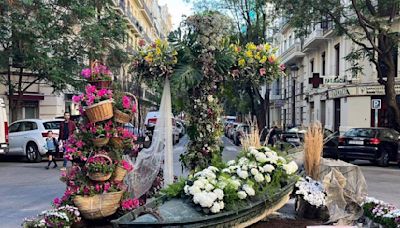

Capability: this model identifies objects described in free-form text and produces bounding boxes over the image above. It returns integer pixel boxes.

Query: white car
[0,98,8,155]
[8,119,62,162]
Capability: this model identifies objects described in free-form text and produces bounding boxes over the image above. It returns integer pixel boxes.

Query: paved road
[1,136,399,227]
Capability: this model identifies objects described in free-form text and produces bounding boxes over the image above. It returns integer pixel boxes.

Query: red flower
[122,96,131,109]
[259,68,266,76]
[138,39,146,47]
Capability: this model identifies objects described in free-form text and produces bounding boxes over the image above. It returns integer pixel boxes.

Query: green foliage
[160,178,187,199]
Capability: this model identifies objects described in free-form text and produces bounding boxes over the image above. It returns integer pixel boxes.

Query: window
[43,121,61,130]
[310,59,314,73]
[321,52,326,76]
[20,122,38,131]
[335,44,340,76]
[9,123,21,133]
[344,128,377,137]
[288,35,292,45]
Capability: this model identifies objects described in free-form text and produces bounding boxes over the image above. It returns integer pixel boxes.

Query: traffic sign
[372,99,381,110]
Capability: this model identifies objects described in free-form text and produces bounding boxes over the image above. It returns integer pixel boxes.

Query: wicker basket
[110,137,124,149]
[113,165,128,182]
[87,154,113,182]
[92,137,109,147]
[73,191,124,220]
[85,100,113,123]
[89,80,112,90]
[114,109,131,124]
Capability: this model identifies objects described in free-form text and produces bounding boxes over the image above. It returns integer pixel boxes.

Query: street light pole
[7,57,13,122]
[290,64,299,128]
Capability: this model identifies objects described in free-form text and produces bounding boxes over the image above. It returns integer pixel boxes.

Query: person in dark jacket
[268,126,278,147]
[45,131,59,169]
[59,112,76,170]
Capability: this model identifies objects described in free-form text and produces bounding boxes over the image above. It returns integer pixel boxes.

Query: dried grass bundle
[241,118,261,150]
[304,122,324,180]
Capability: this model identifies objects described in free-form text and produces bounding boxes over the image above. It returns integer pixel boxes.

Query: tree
[0,0,128,121]
[271,0,400,130]
[187,0,275,130]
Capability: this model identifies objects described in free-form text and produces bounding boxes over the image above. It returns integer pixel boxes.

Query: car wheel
[26,142,41,163]
[377,148,389,167]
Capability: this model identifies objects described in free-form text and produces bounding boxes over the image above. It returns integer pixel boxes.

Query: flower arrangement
[86,155,114,175]
[81,63,113,81]
[121,198,140,212]
[113,92,137,115]
[22,205,81,228]
[295,177,326,208]
[64,135,89,163]
[84,121,114,139]
[230,42,285,84]
[181,146,298,214]
[119,160,133,172]
[131,39,177,79]
[72,85,113,107]
[363,197,400,228]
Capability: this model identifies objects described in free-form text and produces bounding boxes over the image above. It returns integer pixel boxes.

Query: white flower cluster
[295,177,326,208]
[184,166,225,213]
[23,205,81,228]
[364,197,399,220]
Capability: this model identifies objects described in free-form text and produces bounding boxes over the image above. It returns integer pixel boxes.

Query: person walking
[59,112,76,171]
[268,126,278,147]
[45,131,59,169]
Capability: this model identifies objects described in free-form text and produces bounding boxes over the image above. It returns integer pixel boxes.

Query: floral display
[119,159,134,172]
[72,84,113,108]
[182,146,298,214]
[230,42,285,84]
[81,63,113,81]
[295,176,326,208]
[22,205,81,228]
[131,39,177,80]
[121,198,140,212]
[113,92,137,115]
[86,155,115,175]
[363,197,400,228]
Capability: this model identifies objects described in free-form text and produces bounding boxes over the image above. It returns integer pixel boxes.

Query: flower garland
[295,176,327,208]
[182,146,298,214]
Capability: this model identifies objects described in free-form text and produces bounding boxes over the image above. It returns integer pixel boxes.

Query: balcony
[322,21,335,38]
[141,1,154,24]
[111,0,125,14]
[143,32,152,43]
[125,8,141,34]
[303,28,328,52]
[279,42,305,65]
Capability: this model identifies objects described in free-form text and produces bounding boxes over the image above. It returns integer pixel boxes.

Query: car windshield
[344,128,377,138]
[288,127,306,133]
[43,121,61,130]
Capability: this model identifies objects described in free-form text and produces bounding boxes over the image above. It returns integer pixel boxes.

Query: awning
[10,94,44,101]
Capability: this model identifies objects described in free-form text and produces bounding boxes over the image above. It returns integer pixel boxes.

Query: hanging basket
[113,165,128,182]
[87,154,113,182]
[73,191,124,220]
[85,100,113,123]
[89,80,112,90]
[92,137,110,147]
[114,109,131,124]
[110,137,124,149]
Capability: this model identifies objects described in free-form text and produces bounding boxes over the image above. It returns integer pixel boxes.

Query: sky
[158,0,193,29]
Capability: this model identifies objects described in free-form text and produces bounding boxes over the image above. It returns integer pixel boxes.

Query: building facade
[270,20,400,133]
[1,0,172,122]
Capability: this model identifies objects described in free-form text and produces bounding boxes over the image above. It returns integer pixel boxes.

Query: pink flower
[72,95,83,103]
[85,85,97,95]
[98,88,108,97]
[83,186,90,195]
[76,140,84,148]
[138,39,146,47]
[121,160,133,172]
[259,68,266,76]
[131,103,137,113]
[122,96,131,109]
[81,68,92,79]
[103,182,111,192]
[53,197,61,207]
[121,198,140,210]
[95,184,102,192]
[86,94,95,106]
[280,64,286,71]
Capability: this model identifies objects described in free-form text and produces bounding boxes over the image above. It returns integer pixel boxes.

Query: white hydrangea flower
[214,188,224,200]
[193,180,205,189]
[255,152,268,163]
[258,166,264,173]
[227,160,236,166]
[237,168,249,179]
[265,174,271,183]
[219,201,225,210]
[184,185,190,195]
[189,186,202,195]
[283,161,298,175]
[237,191,247,199]
[262,164,275,173]
[221,168,231,173]
[254,173,265,183]
[243,184,255,196]
[205,183,215,191]
[210,202,221,213]
[250,168,259,176]
[208,166,219,172]
[238,157,249,166]
[249,148,259,155]
[278,156,287,163]
[229,165,239,172]
[241,165,249,171]
[231,179,241,189]
[263,147,272,152]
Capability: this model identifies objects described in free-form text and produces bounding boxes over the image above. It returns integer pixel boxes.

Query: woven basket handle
[86,153,112,166]
[123,92,138,121]
[91,60,103,71]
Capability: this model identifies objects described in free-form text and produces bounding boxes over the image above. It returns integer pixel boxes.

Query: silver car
[7,119,62,162]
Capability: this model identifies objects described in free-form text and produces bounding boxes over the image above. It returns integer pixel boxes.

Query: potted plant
[111,127,137,149]
[87,121,113,147]
[86,154,114,182]
[113,92,137,124]
[22,205,81,228]
[81,61,113,89]
[72,85,113,123]
[113,159,134,182]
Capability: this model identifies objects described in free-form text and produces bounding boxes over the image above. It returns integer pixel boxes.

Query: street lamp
[290,64,299,128]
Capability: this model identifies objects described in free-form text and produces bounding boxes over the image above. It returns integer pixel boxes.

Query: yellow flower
[144,55,153,63]
[238,59,245,67]
[264,43,271,52]
[255,52,261,60]
[245,50,253,58]
[246,42,257,51]
[172,50,178,56]
[173,57,178,64]
[260,56,267,64]
[155,39,162,46]
[156,47,162,55]
[270,54,276,62]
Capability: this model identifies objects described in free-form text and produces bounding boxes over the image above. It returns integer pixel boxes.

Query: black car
[322,131,340,159]
[338,128,400,166]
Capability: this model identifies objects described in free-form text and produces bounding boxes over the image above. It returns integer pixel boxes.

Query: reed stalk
[304,122,323,180]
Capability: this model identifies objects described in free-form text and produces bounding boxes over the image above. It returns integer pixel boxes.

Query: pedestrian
[45,131,59,169]
[59,112,76,171]
[268,126,278,147]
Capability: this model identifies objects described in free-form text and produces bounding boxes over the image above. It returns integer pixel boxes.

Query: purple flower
[81,68,91,79]
[85,85,96,95]
[72,95,82,104]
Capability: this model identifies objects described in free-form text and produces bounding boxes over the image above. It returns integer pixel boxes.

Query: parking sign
[372,99,381,109]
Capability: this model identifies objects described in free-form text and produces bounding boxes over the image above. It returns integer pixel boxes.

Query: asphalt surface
[1,136,399,227]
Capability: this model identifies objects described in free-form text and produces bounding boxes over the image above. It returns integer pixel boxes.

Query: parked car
[0,98,8,155]
[176,121,185,138]
[259,127,283,145]
[7,119,63,162]
[233,124,250,146]
[280,127,307,146]
[144,111,180,145]
[322,131,340,159]
[338,128,400,167]
[227,122,239,140]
